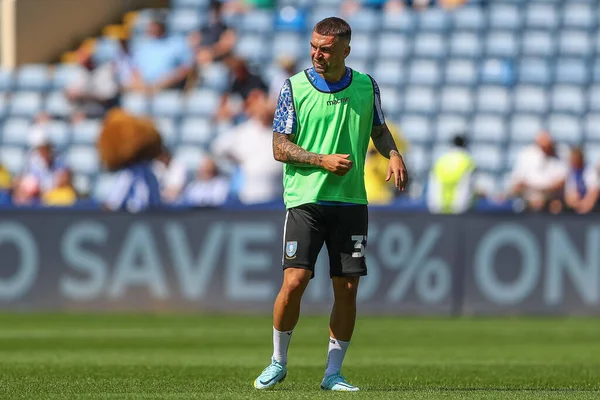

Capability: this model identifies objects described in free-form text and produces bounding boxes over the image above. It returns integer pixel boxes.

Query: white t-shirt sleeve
[584,167,599,190]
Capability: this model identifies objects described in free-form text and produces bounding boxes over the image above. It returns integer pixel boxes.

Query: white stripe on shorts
[281,210,289,265]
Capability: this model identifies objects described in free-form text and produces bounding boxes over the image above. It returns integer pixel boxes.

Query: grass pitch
[0,314,599,399]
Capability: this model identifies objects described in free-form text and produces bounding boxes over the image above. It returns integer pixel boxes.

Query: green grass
[0,314,599,399]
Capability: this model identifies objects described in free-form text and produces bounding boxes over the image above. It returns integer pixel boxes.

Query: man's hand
[386,151,408,191]
[321,154,354,176]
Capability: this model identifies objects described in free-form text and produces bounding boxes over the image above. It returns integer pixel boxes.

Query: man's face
[38,144,53,165]
[571,152,584,169]
[310,31,350,76]
[148,21,165,39]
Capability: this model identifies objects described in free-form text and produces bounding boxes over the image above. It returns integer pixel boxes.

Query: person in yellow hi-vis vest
[427,135,476,214]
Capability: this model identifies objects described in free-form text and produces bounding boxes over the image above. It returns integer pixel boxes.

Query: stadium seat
[555,59,588,85]
[180,117,213,147]
[521,31,556,57]
[271,33,304,61]
[372,61,404,87]
[377,34,410,61]
[413,34,446,59]
[0,68,14,92]
[449,32,482,58]
[477,86,510,115]
[510,114,543,142]
[526,4,558,30]
[184,89,219,117]
[486,31,518,59]
[408,60,441,86]
[399,115,433,144]
[0,147,25,175]
[379,87,402,118]
[93,173,117,202]
[440,87,473,114]
[131,8,157,35]
[151,90,183,118]
[547,114,582,145]
[347,33,371,61]
[506,143,527,172]
[9,92,42,117]
[0,93,6,119]
[170,0,210,9]
[559,31,592,57]
[46,121,71,148]
[45,91,73,117]
[2,118,32,146]
[382,11,416,33]
[121,92,149,116]
[471,144,504,173]
[174,147,206,172]
[405,144,429,175]
[418,9,450,32]
[153,117,178,146]
[347,9,380,33]
[234,35,271,64]
[551,85,584,114]
[471,115,506,143]
[589,86,600,111]
[404,86,437,114]
[563,3,594,30]
[309,7,339,31]
[199,62,230,93]
[585,144,600,166]
[584,114,600,141]
[16,64,50,91]
[52,64,87,90]
[445,60,477,85]
[167,9,203,35]
[240,10,275,34]
[72,174,92,196]
[67,146,99,175]
[435,114,468,142]
[518,58,551,85]
[513,86,548,114]
[72,119,101,144]
[488,4,521,31]
[480,59,513,85]
[452,6,485,31]
[92,38,121,66]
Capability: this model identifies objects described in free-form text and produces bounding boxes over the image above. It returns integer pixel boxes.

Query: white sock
[272,327,293,365]
[325,337,350,377]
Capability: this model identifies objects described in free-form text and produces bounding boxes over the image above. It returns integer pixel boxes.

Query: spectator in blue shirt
[130,16,194,93]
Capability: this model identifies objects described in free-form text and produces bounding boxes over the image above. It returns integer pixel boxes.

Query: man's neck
[319,66,347,83]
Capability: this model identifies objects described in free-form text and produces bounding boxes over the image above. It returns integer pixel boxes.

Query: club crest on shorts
[285,241,297,259]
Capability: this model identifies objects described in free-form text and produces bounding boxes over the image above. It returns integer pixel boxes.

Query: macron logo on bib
[327,97,350,106]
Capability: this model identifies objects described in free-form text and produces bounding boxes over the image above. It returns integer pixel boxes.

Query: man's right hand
[321,154,354,176]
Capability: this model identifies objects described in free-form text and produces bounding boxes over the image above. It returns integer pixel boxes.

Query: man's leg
[326,276,359,373]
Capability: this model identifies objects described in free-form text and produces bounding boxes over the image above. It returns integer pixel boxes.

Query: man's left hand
[386,151,408,191]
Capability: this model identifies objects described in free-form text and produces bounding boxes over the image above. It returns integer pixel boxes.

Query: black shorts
[282,203,368,278]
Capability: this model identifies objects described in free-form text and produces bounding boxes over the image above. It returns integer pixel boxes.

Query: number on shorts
[351,235,366,258]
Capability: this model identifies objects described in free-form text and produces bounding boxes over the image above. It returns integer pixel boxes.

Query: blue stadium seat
[477,86,510,115]
[584,114,600,141]
[309,7,339,30]
[153,117,178,146]
[121,92,149,116]
[167,9,204,35]
[52,64,87,90]
[0,147,25,175]
[518,58,551,85]
[2,118,31,146]
[275,6,307,32]
[585,144,600,166]
[72,174,92,196]
[555,59,588,85]
[480,59,513,85]
[589,86,600,111]
[445,60,477,85]
[474,171,502,198]
[0,68,13,92]
[47,121,71,148]
[547,114,582,145]
[93,174,117,202]
[184,89,219,117]
[449,32,482,58]
[551,85,584,114]
[404,86,437,114]
[526,4,558,30]
[372,61,404,87]
[180,117,213,147]
[408,60,441,86]
[471,115,506,144]
[377,34,410,61]
[174,147,206,172]
[16,64,51,91]
[72,119,101,144]
[240,10,275,34]
[486,31,518,58]
[379,87,402,117]
[510,114,543,142]
[67,146,99,175]
[347,33,371,61]
[521,31,556,57]
[0,93,6,119]
[452,6,485,31]
[435,114,468,142]
[418,9,450,32]
[471,144,504,173]
[234,35,271,64]
[513,86,548,114]
[382,11,416,33]
[170,0,210,9]
[347,9,380,33]
[405,144,429,176]
[271,33,303,61]
[413,34,446,59]
[151,90,183,118]
[559,31,592,57]
[439,87,473,114]
[563,3,595,30]
[92,38,121,66]
[399,115,433,144]
[507,143,527,170]
[488,4,521,31]
[45,91,73,117]
[199,62,230,93]
[9,92,42,117]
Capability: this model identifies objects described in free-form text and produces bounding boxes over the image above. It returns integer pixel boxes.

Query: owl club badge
[285,241,297,259]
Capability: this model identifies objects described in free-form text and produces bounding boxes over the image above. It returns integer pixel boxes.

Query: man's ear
[344,45,351,59]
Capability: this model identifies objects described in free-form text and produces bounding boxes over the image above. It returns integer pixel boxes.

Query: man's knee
[332,276,360,302]
[282,268,312,295]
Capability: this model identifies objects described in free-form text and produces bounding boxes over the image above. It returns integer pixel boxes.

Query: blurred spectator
[180,157,230,207]
[427,135,476,214]
[364,122,408,205]
[0,163,11,191]
[216,57,268,122]
[103,161,162,213]
[342,0,404,16]
[12,175,40,206]
[191,0,237,67]
[268,56,297,106]
[42,168,78,207]
[129,16,193,93]
[222,0,275,14]
[564,148,600,214]
[152,147,187,203]
[508,131,568,213]
[212,95,282,204]
[23,126,68,194]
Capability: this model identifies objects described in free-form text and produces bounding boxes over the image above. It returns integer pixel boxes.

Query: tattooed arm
[371,123,409,190]
[273,133,354,176]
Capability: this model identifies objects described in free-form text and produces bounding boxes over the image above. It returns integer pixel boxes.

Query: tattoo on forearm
[273,133,323,167]
[371,124,400,159]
